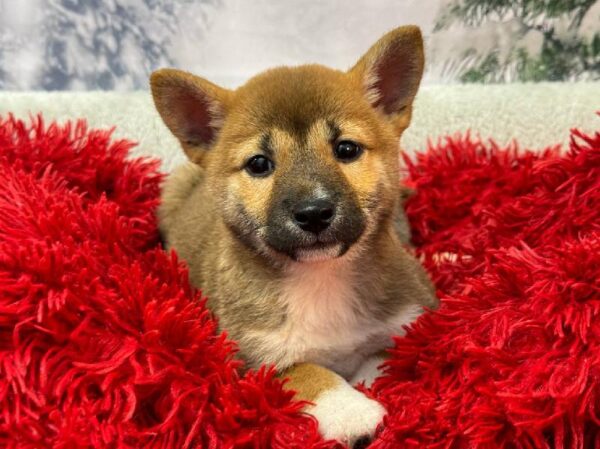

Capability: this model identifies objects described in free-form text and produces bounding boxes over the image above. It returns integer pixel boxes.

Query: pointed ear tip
[403,24,423,36]
[392,25,424,46]
[150,68,181,88]
[391,24,421,36]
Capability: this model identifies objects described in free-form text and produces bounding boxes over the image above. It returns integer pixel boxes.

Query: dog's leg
[281,362,386,448]
[350,352,387,388]
[394,185,415,245]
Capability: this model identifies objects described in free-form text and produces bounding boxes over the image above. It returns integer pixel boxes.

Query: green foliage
[436,0,598,29]
[460,54,500,82]
[436,0,600,82]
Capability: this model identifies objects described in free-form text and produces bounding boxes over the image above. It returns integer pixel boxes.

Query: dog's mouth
[292,241,344,263]
[262,234,348,263]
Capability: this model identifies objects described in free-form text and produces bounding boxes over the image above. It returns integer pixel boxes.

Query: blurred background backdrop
[1,0,598,91]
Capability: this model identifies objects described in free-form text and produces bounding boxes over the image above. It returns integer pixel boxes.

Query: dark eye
[245,155,274,177]
[334,140,363,162]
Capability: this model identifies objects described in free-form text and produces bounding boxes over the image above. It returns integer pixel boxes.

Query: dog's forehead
[232,65,362,139]
[264,119,338,154]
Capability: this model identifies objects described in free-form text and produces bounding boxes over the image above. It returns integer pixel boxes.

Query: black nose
[292,199,335,234]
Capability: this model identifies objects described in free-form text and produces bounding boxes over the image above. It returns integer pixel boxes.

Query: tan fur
[151,25,437,445]
[281,363,341,402]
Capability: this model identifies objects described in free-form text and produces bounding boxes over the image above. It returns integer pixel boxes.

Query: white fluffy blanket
[1,82,598,172]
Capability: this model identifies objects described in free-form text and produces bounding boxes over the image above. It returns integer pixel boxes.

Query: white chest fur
[248,259,424,379]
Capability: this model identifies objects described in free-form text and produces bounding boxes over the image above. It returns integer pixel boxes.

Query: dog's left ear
[349,26,424,132]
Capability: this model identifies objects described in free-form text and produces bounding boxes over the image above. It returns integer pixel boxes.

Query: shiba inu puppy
[151,25,438,447]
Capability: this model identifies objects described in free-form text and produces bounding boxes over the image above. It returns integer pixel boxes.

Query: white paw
[306,382,386,447]
[350,355,386,388]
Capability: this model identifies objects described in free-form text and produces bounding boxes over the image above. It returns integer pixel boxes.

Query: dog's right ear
[150,68,231,165]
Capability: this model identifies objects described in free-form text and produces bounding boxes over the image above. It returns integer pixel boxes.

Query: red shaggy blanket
[0,115,598,449]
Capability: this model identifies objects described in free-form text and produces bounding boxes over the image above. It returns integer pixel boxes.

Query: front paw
[306,381,386,448]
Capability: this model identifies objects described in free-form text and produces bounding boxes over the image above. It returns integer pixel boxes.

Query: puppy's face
[151,26,424,263]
